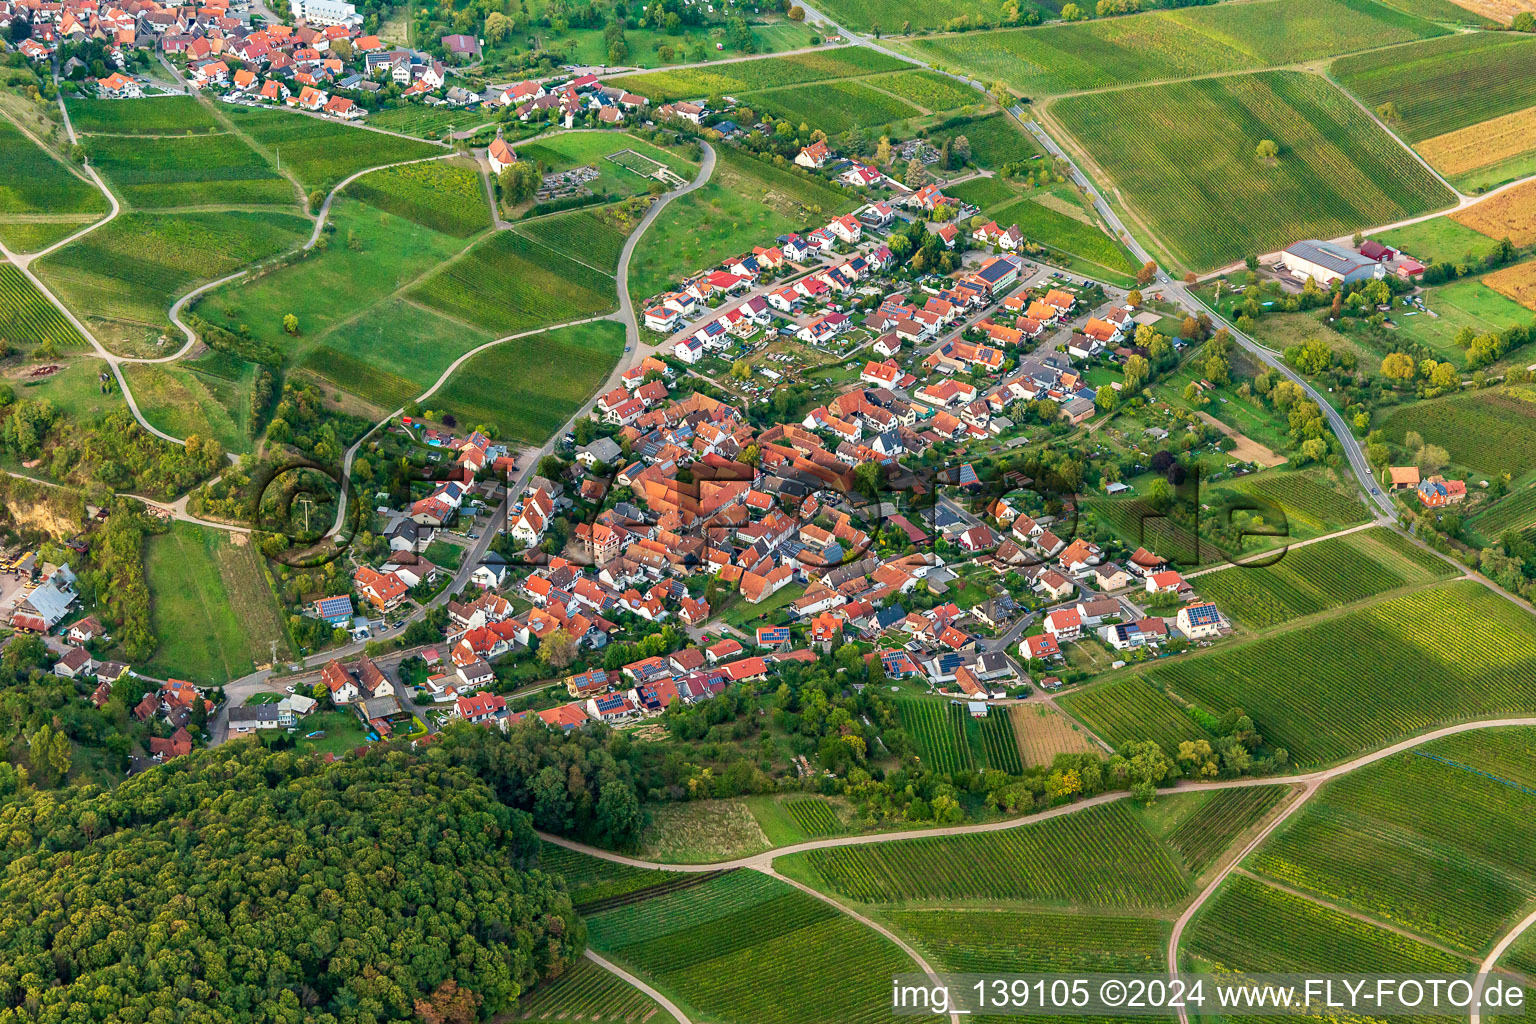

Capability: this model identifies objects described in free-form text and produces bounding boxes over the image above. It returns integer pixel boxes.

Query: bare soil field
[1196,411,1288,467]
[1010,703,1104,766]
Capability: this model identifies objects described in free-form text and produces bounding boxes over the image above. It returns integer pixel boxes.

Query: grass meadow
[36,210,309,356]
[142,522,287,683]
[1053,71,1454,271]
[430,320,625,444]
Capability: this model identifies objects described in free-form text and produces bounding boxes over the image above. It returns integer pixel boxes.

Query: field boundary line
[1229,867,1475,961]
[395,296,503,337]
[510,221,619,276]
[192,92,309,214]
[1182,520,1400,578]
[1318,67,1464,200]
[581,949,695,1024]
[1057,573,1469,712]
[0,105,97,185]
[538,718,1536,873]
[1471,907,1536,1024]
[763,865,964,1024]
[145,152,460,368]
[591,41,861,80]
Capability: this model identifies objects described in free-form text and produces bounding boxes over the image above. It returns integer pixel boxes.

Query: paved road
[211,141,720,729]
[323,139,717,539]
[209,493,510,742]
[539,717,1536,873]
[1470,908,1536,1024]
[583,950,696,1024]
[1016,114,1396,521]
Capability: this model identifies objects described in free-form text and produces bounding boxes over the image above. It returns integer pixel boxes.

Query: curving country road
[583,950,696,1024]
[205,140,719,727]
[320,139,717,539]
[539,719,1536,1024]
[1470,908,1536,1024]
[151,152,459,366]
[1016,115,1396,521]
[539,718,1536,873]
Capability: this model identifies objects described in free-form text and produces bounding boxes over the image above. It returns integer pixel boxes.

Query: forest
[0,741,585,1023]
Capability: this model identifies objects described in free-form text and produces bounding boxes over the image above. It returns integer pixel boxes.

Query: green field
[865,70,983,112]
[192,200,467,379]
[10,359,118,421]
[1146,581,1536,765]
[1472,485,1536,539]
[343,157,488,237]
[742,795,848,845]
[539,842,675,908]
[516,207,631,274]
[85,131,295,209]
[1388,274,1534,365]
[0,219,99,254]
[606,47,909,101]
[1378,388,1536,478]
[929,111,1043,168]
[890,907,1166,974]
[779,800,1189,907]
[513,956,680,1024]
[1164,787,1288,875]
[1194,527,1454,628]
[430,320,625,444]
[1248,728,1536,954]
[142,522,288,683]
[0,263,88,351]
[813,0,1012,32]
[1224,471,1371,533]
[783,797,843,837]
[1374,213,1511,266]
[1053,70,1455,271]
[1185,873,1471,973]
[742,80,921,135]
[513,132,698,202]
[221,105,443,195]
[66,96,222,135]
[886,908,1165,1024]
[1331,32,1536,143]
[281,709,367,756]
[586,870,925,1024]
[905,0,1445,98]
[1059,676,1212,752]
[896,697,973,773]
[365,104,494,140]
[300,297,489,410]
[1084,492,1221,567]
[944,175,1017,211]
[627,147,855,301]
[36,211,310,356]
[979,708,1025,774]
[478,12,819,74]
[121,362,248,453]
[407,230,616,335]
[990,194,1138,274]
[0,116,109,218]
[895,697,1023,774]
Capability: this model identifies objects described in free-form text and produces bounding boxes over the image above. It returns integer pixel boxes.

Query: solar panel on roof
[1187,605,1221,625]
